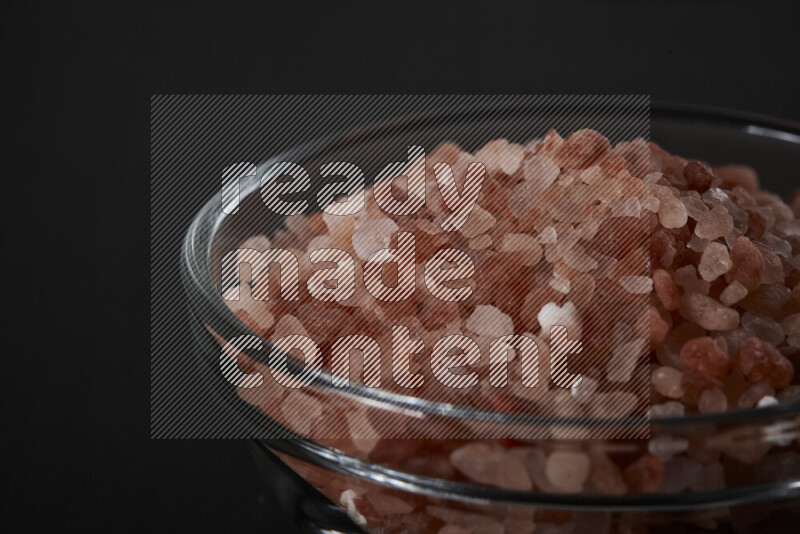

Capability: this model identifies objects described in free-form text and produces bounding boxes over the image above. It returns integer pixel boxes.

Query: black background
[4,1,800,532]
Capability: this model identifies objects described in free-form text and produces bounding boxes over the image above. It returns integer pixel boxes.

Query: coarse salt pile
[225,129,800,533]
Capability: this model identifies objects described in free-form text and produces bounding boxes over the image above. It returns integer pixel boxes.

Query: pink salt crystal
[648,436,689,460]
[741,312,785,345]
[500,233,543,266]
[589,452,627,495]
[224,284,275,332]
[280,391,323,435]
[590,391,638,418]
[650,401,685,417]
[466,305,514,337]
[738,337,795,389]
[364,493,414,516]
[736,382,776,409]
[468,234,492,250]
[776,219,800,237]
[618,275,653,294]
[725,236,766,292]
[651,366,684,398]
[537,226,558,244]
[537,301,582,339]
[438,526,471,534]
[544,451,591,493]
[658,195,688,229]
[777,384,800,403]
[642,194,660,213]
[687,234,711,252]
[674,265,711,295]
[562,245,599,272]
[623,455,664,494]
[698,388,728,413]
[652,269,681,311]
[523,155,560,185]
[692,463,725,492]
[352,218,400,260]
[782,313,800,336]
[680,336,732,377]
[660,457,702,494]
[611,197,642,218]
[683,161,718,193]
[695,205,735,240]
[681,192,710,220]
[698,242,733,281]
[607,338,647,383]
[714,164,759,193]
[679,293,740,331]
[449,443,532,490]
[460,205,496,239]
[498,142,525,175]
[720,280,748,306]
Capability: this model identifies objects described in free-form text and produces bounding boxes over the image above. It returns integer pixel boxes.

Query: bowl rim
[181,99,800,432]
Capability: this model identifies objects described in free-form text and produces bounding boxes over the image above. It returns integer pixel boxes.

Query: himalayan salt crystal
[682,370,723,404]
[658,195,688,229]
[650,307,670,348]
[681,192,710,221]
[660,457,703,494]
[642,195,660,213]
[351,218,399,260]
[776,219,800,237]
[589,391,638,418]
[692,463,726,492]
[469,234,492,250]
[777,384,800,403]
[466,305,514,337]
[782,313,800,336]
[611,197,641,218]
[339,490,367,529]
[695,205,735,241]
[738,337,795,389]
[705,188,749,233]
[683,161,718,192]
[280,391,323,436]
[761,232,793,258]
[687,234,711,252]
[523,155,560,186]
[651,366,684,399]
[570,376,598,404]
[579,165,605,185]
[741,312,785,345]
[674,265,710,295]
[725,236,765,292]
[438,526,471,534]
[549,274,570,294]
[498,142,526,175]
[714,164,759,193]
[650,401,685,417]
[449,443,532,490]
[589,451,627,495]
[623,454,664,494]
[544,451,591,493]
[460,205,497,239]
[757,395,779,408]
[618,275,652,294]
[537,226,558,244]
[554,129,610,169]
[562,245,599,272]
[537,301,582,339]
[224,284,275,332]
[650,228,677,268]
[653,269,680,311]
[720,280,748,306]
[364,492,414,516]
[607,338,647,383]
[679,293,740,331]
[698,242,733,281]
[737,383,775,409]
[680,336,732,377]
[500,233,543,266]
[698,388,728,414]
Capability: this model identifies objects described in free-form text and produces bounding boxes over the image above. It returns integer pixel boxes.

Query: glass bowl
[181,101,800,533]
